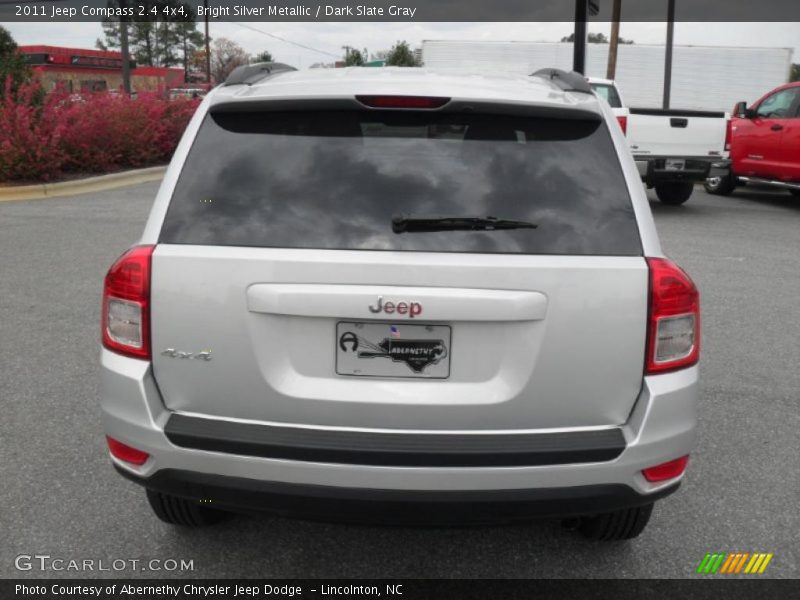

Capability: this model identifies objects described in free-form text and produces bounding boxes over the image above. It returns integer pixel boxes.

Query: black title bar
[2,0,800,22]
[3,579,796,600]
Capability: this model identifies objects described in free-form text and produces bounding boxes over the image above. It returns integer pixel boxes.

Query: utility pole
[606,0,621,80]
[573,0,587,74]
[663,0,675,109]
[119,4,131,95]
[203,0,211,85]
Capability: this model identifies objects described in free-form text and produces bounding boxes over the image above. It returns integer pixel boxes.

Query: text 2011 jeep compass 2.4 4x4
[101,65,700,540]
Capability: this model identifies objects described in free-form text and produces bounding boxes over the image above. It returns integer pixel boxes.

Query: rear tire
[655,182,694,205]
[790,189,800,198]
[578,503,654,541]
[704,175,736,196]
[146,490,225,527]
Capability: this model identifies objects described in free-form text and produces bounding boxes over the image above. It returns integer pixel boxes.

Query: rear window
[160,109,641,256]
[591,84,623,109]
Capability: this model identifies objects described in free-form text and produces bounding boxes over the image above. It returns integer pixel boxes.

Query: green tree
[343,47,365,66]
[0,25,32,97]
[253,50,274,63]
[173,8,204,77]
[97,0,201,71]
[791,64,800,82]
[561,32,634,44]
[385,41,419,67]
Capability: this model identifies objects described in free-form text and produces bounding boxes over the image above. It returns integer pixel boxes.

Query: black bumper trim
[164,414,626,467]
[116,466,680,524]
[636,156,715,184]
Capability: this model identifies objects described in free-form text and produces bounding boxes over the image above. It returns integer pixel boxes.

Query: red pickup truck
[705,81,800,198]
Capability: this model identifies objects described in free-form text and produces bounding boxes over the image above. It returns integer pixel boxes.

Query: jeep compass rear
[101,66,699,540]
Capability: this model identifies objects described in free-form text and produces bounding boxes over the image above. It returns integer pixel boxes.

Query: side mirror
[733,101,751,118]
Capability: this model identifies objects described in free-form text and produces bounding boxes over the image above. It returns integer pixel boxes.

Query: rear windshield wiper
[392,215,538,234]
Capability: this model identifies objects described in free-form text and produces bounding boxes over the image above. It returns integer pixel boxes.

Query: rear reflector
[106,436,150,466]
[616,115,628,135]
[356,95,450,109]
[646,257,700,374]
[642,455,690,482]
[102,245,154,360]
[724,118,732,152]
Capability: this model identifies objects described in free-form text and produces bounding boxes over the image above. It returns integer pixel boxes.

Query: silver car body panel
[102,348,697,494]
[150,248,648,430]
[103,68,692,502]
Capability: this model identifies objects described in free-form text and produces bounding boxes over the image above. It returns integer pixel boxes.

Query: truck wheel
[146,490,225,526]
[704,175,736,196]
[578,503,654,541]
[655,182,694,205]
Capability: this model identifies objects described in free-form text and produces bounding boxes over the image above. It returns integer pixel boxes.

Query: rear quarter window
[160,109,641,256]
[591,84,623,109]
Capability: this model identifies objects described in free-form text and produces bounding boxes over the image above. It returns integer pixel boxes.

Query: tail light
[616,115,628,135]
[724,118,732,151]
[101,245,154,360]
[645,258,700,374]
[642,455,690,482]
[106,436,150,466]
[356,95,450,109]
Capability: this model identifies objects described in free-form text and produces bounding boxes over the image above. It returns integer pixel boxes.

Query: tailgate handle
[670,118,688,128]
[246,284,548,322]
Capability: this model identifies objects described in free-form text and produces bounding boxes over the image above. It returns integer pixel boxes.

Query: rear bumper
[116,465,680,523]
[164,413,626,468]
[101,349,697,520]
[635,156,714,185]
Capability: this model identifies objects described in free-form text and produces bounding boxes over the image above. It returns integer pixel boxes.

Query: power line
[230,22,340,59]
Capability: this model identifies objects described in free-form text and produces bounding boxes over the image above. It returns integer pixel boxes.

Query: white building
[422,40,794,111]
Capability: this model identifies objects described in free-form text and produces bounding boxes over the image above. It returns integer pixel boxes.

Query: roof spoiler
[530,69,592,94]
[224,62,297,86]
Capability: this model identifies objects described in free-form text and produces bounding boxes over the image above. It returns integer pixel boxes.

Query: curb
[0,166,167,202]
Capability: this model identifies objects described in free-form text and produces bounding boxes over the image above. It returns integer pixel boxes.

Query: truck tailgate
[628,108,727,158]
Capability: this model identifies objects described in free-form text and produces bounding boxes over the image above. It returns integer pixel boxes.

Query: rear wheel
[578,503,654,541]
[789,189,800,198]
[146,490,225,527]
[704,175,736,196]
[655,182,694,205]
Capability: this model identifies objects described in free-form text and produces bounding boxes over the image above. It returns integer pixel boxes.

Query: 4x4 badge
[161,348,212,361]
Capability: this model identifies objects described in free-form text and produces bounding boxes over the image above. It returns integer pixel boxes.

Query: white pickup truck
[588,78,729,205]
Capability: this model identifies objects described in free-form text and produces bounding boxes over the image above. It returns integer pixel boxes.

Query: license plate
[665,158,686,171]
[336,322,451,379]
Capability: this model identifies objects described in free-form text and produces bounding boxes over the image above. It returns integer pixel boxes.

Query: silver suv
[101,65,699,540]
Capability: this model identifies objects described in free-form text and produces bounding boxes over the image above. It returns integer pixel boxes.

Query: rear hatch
[628,108,727,158]
[151,102,648,431]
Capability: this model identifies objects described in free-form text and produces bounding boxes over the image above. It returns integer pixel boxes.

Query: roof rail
[224,62,297,86]
[530,68,592,94]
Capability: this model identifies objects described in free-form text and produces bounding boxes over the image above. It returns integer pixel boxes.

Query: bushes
[0,81,200,183]
[0,81,66,182]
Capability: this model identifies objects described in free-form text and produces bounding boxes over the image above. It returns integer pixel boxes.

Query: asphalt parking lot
[1,182,798,579]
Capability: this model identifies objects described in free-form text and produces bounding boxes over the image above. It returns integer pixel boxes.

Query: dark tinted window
[160,110,641,256]
[591,84,623,108]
